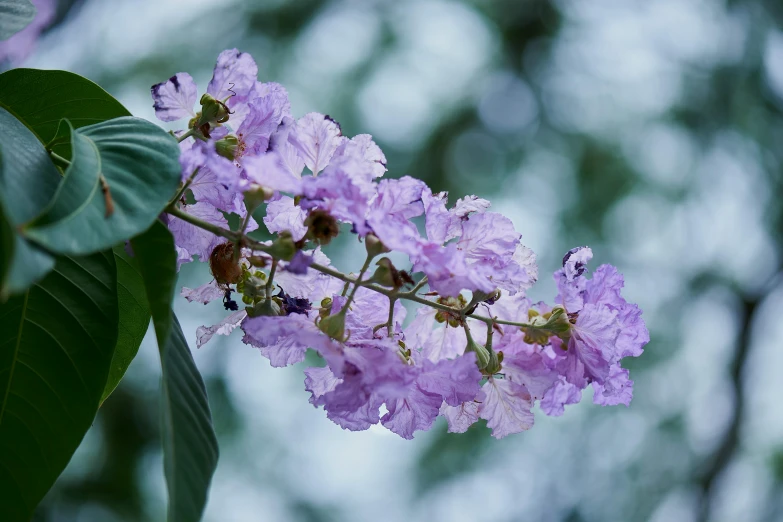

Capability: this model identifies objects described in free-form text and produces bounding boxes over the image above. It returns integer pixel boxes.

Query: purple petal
[263,195,307,241]
[151,72,198,122]
[196,310,247,348]
[332,134,387,178]
[181,280,224,304]
[381,386,443,439]
[288,113,342,174]
[440,402,480,433]
[592,364,634,406]
[479,378,534,439]
[207,49,258,100]
[166,202,228,263]
[416,353,481,406]
[540,377,582,416]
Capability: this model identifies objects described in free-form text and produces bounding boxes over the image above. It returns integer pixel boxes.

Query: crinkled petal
[479,378,534,439]
[381,386,443,439]
[440,401,480,433]
[196,310,247,348]
[417,353,481,406]
[151,73,198,122]
[244,151,304,194]
[592,364,633,406]
[562,246,593,281]
[304,366,340,406]
[237,85,290,155]
[207,49,258,100]
[264,195,307,241]
[181,280,224,304]
[288,113,342,174]
[540,377,582,416]
[332,134,387,178]
[453,195,490,217]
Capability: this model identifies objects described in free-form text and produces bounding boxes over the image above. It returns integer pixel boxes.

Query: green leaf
[0,68,130,159]
[100,245,151,403]
[0,180,13,295]
[0,107,59,297]
[130,220,178,347]
[160,316,219,522]
[0,0,36,41]
[0,251,119,521]
[129,221,217,521]
[23,117,182,255]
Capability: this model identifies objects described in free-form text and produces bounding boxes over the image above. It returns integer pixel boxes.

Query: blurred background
[6,0,783,520]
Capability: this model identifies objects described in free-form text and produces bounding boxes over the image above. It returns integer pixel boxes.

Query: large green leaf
[0,0,35,40]
[130,220,178,347]
[160,316,219,522]
[101,245,151,403]
[0,199,13,294]
[0,107,59,297]
[0,251,119,521]
[129,221,217,521]
[0,68,130,159]
[23,117,181,255]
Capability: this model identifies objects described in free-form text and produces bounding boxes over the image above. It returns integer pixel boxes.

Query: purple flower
[151,49,258,123]
[300,156,377,235]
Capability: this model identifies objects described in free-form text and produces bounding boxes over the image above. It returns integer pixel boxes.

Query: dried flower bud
[209,242,242,285]
[305,209,339,245]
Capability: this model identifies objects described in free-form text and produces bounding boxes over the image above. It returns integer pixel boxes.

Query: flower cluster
[153,50,649,439]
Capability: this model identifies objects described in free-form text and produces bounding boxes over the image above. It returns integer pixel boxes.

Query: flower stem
[168,168,200,207]
[265,259,278,300]
[163,206,537,330]
[177,128,197,143]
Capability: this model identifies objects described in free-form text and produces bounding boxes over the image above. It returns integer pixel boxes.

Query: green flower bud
[465,336,491,370]
[318,311,347,341]
[367,257,397,288]
[244,184,275,214]
[215,135,239,161]
[246,297,281,318]
[197,93,231,129]
[267,231,297,261]
[523,305,572,345]
[364,233,388,258]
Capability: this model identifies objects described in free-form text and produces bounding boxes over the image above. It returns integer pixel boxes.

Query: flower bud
[523,305,572,345]
[244,184,274,214]
[364,233,388,258]
[267,231,297,261]
[246,297,281,318]
[197,93,230,128]
[367,257,398,288]
[465,336,491,370]
[318,311,347,341]
[215,135,239,161]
